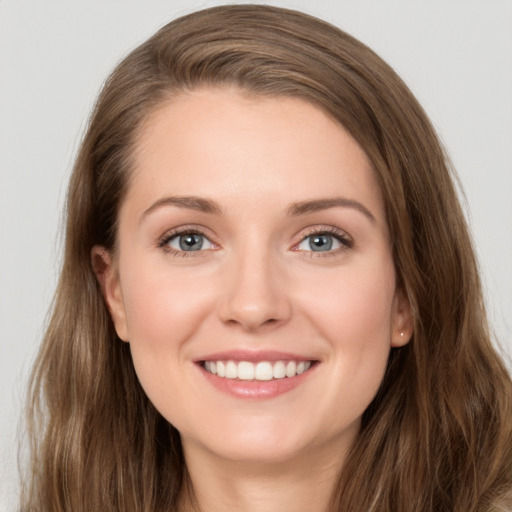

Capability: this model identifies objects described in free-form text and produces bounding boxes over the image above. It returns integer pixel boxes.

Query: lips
[195,351,318,399]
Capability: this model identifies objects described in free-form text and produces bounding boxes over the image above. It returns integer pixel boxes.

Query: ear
[390,287,413,347]
[91,246,129,342]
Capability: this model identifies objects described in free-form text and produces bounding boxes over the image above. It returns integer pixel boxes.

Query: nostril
[217,272,293,330]
[224,315,285,332]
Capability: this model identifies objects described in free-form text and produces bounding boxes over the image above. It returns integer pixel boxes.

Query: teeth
[203,359,313,380]
[286,361,296,377]
[225,360,237,379]
[238,361,255,380]
[273,361,286,379]
[255,362,273,381]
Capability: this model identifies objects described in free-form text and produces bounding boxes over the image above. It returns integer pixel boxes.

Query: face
[96,88,411,468]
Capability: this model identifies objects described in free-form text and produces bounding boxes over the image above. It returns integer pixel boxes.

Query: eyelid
[156,224,353,257]
[157,225,218,255]
[292,225,353,253]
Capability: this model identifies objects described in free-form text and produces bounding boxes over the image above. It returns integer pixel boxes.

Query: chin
[195,438,312,466]
[179,412,358,468]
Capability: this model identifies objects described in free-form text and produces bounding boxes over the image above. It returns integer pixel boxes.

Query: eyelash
[157,225,353,257]
[157,226,215,258]
[295,226,353,257]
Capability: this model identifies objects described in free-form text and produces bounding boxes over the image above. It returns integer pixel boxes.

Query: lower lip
[198,363,317,399]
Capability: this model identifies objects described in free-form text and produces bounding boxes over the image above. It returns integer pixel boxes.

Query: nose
[218,247,292,332]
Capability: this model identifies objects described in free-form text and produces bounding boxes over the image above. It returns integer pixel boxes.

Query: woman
[21,4,512,511]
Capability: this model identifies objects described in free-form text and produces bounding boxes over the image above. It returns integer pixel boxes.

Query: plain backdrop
[1,1,511,509]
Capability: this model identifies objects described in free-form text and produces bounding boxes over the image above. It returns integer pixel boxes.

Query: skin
[94,88,412,512]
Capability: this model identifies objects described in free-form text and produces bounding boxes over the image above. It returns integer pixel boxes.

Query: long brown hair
[21,5,512,511]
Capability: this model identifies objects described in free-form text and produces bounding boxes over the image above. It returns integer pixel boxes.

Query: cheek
[118,258,219,424]
[295,261,396,406]
[119,256,217,363]
[298,257,396,341]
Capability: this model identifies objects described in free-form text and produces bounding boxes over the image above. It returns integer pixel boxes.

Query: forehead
[126,87,385,222]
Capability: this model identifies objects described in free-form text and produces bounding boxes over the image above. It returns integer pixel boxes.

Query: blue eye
[166,232,214,252]
[297,232,349,252]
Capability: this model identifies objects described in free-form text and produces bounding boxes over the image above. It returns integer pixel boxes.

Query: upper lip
[194,350,319,363]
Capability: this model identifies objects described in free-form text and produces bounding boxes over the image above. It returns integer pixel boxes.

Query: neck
[179,438,352,512]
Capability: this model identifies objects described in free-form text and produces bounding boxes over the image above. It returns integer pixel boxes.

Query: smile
[203,360,313,381]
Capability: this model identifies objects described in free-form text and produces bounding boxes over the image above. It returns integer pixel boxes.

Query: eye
[162,231,215,252]
[296,229,352,253]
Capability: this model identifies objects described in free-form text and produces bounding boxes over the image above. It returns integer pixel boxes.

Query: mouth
[195,351,319,399]
[201,359,315,381]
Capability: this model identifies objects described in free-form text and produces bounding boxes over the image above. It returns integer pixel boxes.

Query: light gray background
[1,1,511,509]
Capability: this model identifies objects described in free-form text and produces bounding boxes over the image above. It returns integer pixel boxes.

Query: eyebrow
[141,195,375,223]
[286,197,376,223]
[142,195,223,218]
